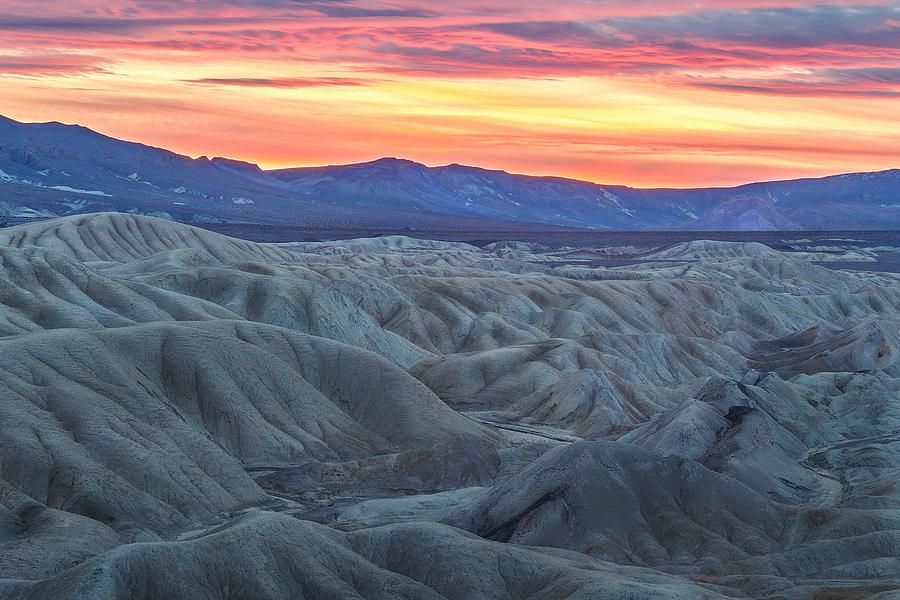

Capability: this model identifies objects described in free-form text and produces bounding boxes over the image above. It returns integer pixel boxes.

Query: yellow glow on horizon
[2,49,898,187]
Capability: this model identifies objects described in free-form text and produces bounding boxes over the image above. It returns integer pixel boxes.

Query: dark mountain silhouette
[1,115,897,230]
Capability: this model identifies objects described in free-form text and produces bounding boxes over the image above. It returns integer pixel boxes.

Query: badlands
[0,213,898,599]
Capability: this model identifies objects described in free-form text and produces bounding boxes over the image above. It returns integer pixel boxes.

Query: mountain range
[1,114,898,231]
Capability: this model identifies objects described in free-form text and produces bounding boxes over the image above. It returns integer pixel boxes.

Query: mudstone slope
[0,213,898,599]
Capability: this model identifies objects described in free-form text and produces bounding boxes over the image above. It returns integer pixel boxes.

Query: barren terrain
[1,213,898,599]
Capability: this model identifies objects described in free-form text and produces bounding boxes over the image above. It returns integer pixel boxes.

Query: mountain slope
[1,115,898,230]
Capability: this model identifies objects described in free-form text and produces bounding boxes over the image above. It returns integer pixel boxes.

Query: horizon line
[5,114,898,192]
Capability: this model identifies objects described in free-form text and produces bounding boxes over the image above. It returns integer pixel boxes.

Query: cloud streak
[0,0,896,186]
[185,76,374,87]
[0,51,111,76]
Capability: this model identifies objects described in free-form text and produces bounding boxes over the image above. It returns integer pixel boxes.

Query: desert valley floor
[0,213,899,599]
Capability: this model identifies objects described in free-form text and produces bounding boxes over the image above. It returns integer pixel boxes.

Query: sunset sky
[0,1,898,187]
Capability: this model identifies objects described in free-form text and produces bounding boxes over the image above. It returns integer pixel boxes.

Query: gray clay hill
[0,212,899,599]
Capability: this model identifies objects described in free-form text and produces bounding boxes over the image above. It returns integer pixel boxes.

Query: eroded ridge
[1,214,899,600]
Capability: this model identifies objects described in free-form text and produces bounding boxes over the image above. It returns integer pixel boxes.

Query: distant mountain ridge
[1,115,898,230]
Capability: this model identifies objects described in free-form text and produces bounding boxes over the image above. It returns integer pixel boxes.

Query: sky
[0,1,898,187]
